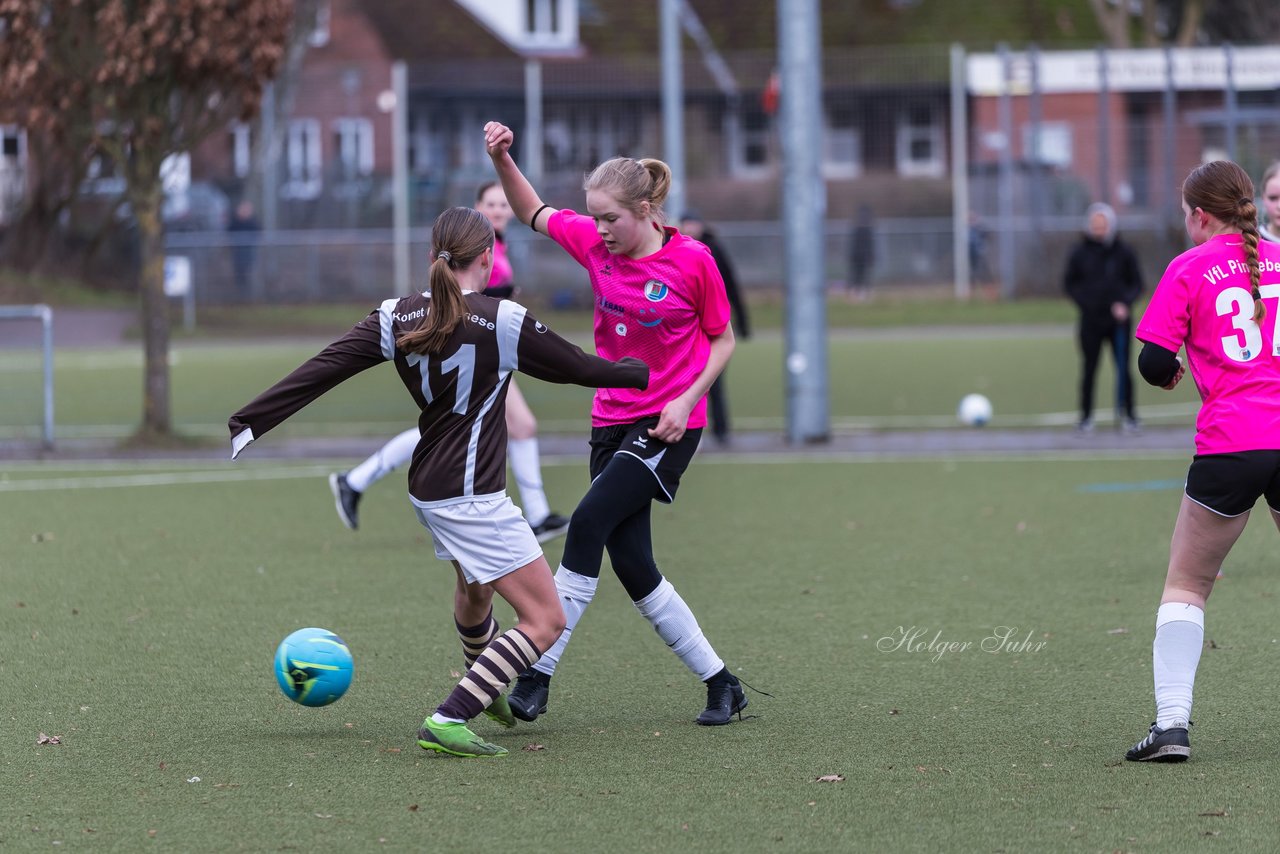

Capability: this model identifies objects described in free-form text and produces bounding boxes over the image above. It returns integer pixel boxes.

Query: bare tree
[0,0,292,438]
[1087,0,1208,47]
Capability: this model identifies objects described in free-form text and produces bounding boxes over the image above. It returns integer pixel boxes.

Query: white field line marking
[0,452,1189,493]
[2,402,1199,441]
[0,464,335,492]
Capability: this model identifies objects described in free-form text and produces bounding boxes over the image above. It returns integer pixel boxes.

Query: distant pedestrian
[968,212,992,284]
[680,210,750,446]
[227,200,260,300]
[1063,202,1144,434]
[848,204,876,301]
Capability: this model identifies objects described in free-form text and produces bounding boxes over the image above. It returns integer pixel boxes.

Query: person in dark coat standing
[681,211,751,446]
[848,204,876,301]
[1063,202,1145,433]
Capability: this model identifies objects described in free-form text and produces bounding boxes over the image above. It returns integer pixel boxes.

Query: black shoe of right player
[1125,722,1190,762]
[696,668,747,726]
[329,472,362,531]
[507,669,551,722]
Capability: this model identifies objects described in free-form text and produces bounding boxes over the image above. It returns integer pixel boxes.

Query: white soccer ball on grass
[957,393,993,427]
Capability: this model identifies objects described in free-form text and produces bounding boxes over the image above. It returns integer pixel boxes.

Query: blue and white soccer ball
[957,393,993,427]
[274,627,353,707]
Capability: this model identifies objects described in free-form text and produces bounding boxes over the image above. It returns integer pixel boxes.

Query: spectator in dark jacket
[1063,202,1145,433]
[848,204,876,301]
[681,211,750,445]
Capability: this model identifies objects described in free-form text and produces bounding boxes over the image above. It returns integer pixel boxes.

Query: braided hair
[1184,161,1263,322]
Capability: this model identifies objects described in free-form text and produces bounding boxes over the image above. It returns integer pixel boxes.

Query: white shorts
[412,495,542,585]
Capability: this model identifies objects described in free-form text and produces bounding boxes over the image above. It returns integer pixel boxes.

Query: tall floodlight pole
[660,0,685,220]
[391,61,410,297]
[949,43,970,300]
[779,0,828,443]
[524,58,544,182]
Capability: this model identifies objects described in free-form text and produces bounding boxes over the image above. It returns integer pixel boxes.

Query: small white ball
[957,393,993,427]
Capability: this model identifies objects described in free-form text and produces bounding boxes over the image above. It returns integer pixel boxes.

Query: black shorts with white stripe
[588,417,701,504]
[1186,450,1280,517]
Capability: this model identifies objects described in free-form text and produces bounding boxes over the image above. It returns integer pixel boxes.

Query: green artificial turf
[4,455,1277,852]
[0,327,1200,441]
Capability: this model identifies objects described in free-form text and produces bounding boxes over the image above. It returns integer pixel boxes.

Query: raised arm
[484,121,558,236]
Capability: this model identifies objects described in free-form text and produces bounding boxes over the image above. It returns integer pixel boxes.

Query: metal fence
[23,41,1280,305]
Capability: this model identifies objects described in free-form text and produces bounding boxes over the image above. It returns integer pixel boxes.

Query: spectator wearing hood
[1063,202,1145,434]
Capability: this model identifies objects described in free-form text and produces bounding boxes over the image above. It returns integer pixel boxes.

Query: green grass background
[1,325,1200,441]
[4,454,1279,852]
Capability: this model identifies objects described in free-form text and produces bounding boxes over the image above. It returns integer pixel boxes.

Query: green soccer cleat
[483,694,517,728]
[417,719,508,758]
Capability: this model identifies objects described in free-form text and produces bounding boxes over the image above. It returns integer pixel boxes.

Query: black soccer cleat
[507,669,551,722]
[328,472,362,531]
[1125,722,1190,762]
[530,512,571,544]
[696,668,747,726]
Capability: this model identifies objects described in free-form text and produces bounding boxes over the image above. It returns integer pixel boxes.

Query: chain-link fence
[21,41,1279,308]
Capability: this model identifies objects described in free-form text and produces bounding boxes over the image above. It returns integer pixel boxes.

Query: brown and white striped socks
[435,627,542,723]
[455,610,499,669]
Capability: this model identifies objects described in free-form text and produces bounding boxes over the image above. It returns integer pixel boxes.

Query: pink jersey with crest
[1136,233,1280,454]
[547,210,731,427]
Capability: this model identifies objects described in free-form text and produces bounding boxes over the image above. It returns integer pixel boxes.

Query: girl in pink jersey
[1126,160,1280,762]
[484,119,750,726]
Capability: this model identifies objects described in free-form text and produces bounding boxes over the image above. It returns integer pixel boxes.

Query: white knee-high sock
[1153,602,1204,729]
[634,579,724,681]
[531,567,598,677]
[346,428,419,493]
[508,437,550,526]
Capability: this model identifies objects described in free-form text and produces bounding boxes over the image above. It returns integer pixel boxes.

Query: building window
[308,1,330,47]
[333,118,374,178]
[726,107,772,178]
[1022,121,1072,169]
[824,106,862,179]
[230,123,252,178]
[896,104,943,178]
[526,0,559,34]
[284,119,322,199]
[0,125,27,222]
[542,105,640,175]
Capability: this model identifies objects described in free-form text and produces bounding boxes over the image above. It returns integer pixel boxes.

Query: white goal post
[0,303,54,449]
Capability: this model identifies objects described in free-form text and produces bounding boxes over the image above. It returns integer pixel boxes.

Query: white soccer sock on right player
[530,567,598,677]
[1152,601,1204,729]
[346,428,418,493]
[508,437,551,526]
[634,579,724,681]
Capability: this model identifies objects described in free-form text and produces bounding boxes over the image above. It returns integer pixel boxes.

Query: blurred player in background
[1259,161,1280,244]
[230,206,648,757]
[1125,161,1280,762]
[485,119,750,727]
[328,182,570,543]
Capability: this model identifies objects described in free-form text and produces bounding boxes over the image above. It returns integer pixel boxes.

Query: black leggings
[561,455,663,602]
[1078,317,1135,421]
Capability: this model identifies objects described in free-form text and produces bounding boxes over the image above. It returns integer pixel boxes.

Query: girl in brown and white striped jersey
[228,206,648,757]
